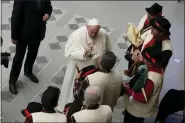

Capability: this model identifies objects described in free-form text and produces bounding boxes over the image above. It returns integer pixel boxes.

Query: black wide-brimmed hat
[142,47,161,65]
[146,3,163,16]
[150,17,171,35]
[21,102,43,117]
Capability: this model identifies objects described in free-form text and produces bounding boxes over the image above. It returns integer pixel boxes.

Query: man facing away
[24,86,67,123]
[9,0,52,94]
[71,85,112,123]
[73,51,122,110]
[57,18,112,111]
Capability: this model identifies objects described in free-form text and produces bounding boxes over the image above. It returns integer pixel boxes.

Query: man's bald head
[86,19,101,38]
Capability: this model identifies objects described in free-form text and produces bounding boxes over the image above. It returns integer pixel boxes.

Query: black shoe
[9,83,17,94]
[24,73,39,83]
[122,110,125,115]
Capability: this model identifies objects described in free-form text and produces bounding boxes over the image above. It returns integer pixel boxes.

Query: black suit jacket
[11,0,52,42]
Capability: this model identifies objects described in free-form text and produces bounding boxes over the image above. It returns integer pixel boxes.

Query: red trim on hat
[144,18,150,28]
[151,58,156,63]
[154,20,167,32]
[155,21,160,27]
[24,109,31,117]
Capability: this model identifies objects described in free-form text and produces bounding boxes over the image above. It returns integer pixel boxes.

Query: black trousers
[124,110,145,123]
[9,40,41,84]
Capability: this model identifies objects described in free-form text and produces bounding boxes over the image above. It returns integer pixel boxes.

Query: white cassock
[57,25,112,111]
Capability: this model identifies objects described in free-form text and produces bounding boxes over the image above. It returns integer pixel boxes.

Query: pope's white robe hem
[57,60,76,111]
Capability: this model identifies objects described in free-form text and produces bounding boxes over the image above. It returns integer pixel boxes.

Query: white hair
[84,85,101,106]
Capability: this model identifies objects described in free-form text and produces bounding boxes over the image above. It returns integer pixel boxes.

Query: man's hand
[132,49,140,61]
[76,71,82,79]
[43,14,49,21]
[12,40,18,45]
[123,32,128,41]
[123,83,130,90]
[136,53,143,63]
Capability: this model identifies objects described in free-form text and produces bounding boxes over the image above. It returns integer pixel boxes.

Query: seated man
[155,89,184,123]
[71,85,112,123]
[73,51,122,110]
[24,86,67,123]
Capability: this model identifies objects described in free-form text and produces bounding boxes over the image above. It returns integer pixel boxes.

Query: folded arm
[126,79,154,103]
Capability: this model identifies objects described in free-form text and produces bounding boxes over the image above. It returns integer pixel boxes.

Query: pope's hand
[43,14,49,21]
[84,45,93,56]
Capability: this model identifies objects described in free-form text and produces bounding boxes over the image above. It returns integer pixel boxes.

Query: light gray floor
[1,1,184,122]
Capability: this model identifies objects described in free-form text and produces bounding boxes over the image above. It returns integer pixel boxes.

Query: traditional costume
[123,17,172,123]
[124,3,166,70]
[72,86,112,123]
[124,47,164,123]
[57,19,112,111]
[63,65,98,122]
[73,69,122,110]
[122,4,172,99]
[22,102,67,123]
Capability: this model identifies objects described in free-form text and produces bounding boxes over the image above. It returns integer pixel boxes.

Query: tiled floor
[1,1,184,122]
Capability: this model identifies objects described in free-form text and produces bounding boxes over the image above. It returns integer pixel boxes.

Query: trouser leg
[9,41,27,84]
[24,41,41,74]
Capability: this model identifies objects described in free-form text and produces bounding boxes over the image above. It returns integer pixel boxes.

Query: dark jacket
[11,0,52,42]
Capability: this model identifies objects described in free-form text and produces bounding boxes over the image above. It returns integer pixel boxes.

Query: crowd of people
[8,0,184,123]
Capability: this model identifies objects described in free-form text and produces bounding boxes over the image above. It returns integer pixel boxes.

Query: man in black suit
[9,0,52,94]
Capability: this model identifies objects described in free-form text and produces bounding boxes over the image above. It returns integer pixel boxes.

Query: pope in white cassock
[57,19,112,111]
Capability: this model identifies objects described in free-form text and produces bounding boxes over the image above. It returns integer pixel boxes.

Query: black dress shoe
[122,110,125,115]
[9,83,17,94]
[24,73,39,83]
